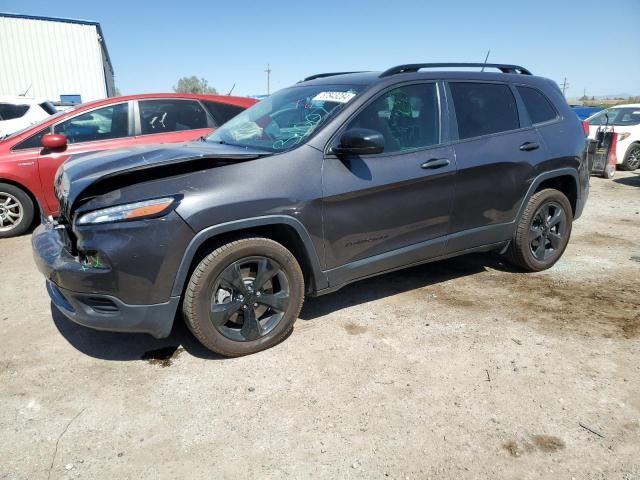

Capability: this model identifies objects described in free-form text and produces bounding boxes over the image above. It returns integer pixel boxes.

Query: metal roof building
[0,13,115,103]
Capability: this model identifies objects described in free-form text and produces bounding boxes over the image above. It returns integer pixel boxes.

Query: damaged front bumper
[32,216,191,338]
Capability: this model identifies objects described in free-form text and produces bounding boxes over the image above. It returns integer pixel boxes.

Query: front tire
[0,183,34,239]
[620,144,640,171]
[183,237,304,356]
[505,189,573,272]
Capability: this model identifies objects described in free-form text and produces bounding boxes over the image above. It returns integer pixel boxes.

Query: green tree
[173,76,217,94]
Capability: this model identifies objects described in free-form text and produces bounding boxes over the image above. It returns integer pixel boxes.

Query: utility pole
[265,64,272,95]
[560,77,569,97]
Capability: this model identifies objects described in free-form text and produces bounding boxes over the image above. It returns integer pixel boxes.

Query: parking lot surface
[1,172,639,480]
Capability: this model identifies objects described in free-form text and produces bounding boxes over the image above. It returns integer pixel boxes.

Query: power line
[265,64,272,95]
[560,77,569,97]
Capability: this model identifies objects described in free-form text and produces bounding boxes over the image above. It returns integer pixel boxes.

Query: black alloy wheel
[210,256,291,342]
[528,201,568,262]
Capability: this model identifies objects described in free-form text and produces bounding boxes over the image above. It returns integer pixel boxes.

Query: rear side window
[449,82,520,139]
[39,102,59,115]
[517,86,558,124]
[0,103,30,121]
[202,101,246,125]
[139,99,210,135]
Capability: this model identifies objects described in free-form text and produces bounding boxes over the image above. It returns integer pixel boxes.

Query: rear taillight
[608,132,618,167]
[581,120,590,136]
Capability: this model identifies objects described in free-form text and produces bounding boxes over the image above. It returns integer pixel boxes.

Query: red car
[0,93,256,238]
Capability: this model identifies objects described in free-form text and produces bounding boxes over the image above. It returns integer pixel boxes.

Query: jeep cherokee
[32,63,590,356]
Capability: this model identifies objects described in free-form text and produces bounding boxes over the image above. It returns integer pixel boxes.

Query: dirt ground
[1,172,639,480]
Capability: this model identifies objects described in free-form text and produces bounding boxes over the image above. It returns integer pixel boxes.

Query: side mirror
[332,128,384,155]
[42,133,67,150]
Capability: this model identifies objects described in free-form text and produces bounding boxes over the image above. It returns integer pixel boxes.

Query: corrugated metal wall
[0,16,111,102]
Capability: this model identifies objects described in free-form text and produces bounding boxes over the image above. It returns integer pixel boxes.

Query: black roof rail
[300,71,367,82]
[379,63,532,77]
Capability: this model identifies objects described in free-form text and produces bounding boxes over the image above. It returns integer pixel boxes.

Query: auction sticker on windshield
[312,91,357,103]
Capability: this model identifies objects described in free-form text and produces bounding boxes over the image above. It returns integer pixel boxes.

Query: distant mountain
[592,93,637,100]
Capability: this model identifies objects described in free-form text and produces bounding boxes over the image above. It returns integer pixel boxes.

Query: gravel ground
[1,172,638,480]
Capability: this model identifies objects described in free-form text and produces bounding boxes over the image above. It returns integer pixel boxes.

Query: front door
[322,82,456,278]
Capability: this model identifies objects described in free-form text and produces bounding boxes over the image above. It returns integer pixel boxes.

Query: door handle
[519,142,540,151]
[421,158,450,169]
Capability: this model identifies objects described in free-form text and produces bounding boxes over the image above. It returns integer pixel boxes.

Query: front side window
[139,99,209,135]
[345,83,440,153]
[206,84,363,152]
[450,82,520,139]
[0,103,30,121]
[588,107,640,127]
[54,103,129,144]
[517,86,558,124]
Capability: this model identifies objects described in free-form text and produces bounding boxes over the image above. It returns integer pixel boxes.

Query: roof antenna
[226,83,236,96]
[480,50,491,72]
[20,84,32,96]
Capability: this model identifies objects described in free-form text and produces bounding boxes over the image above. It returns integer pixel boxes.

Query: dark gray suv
[33,63,590,356]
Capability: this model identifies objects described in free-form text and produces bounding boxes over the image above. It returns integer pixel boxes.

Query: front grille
[83,297,120,314]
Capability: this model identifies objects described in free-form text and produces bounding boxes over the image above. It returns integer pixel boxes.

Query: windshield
[588,107,640,127]
[206,84,363,152]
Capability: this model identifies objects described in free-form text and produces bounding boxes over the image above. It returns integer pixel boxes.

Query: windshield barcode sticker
[312,91,357,103]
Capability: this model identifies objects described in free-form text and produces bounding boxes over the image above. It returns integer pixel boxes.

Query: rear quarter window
[517,86,558,124]
[449,82,520,139]
[202,101,246,126]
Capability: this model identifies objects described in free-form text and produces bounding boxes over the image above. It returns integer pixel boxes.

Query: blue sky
[3,0,639,98]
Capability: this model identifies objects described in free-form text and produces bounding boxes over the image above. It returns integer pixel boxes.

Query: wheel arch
[171,216,328,298]
[516,169,580,221]
[0,177,42,220]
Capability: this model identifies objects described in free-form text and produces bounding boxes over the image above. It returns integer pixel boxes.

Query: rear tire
[505,189,573,272]
[620,144,640,171]
[183,237,304,356]
[0,183,34,239]
[602,163,616,179]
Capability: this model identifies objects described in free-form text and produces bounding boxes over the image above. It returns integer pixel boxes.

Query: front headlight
[617,132,631,141]
[76,197,176,225]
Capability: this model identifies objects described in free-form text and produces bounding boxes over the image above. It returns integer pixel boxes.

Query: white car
[587,104,640,171]
[0,96,58,139]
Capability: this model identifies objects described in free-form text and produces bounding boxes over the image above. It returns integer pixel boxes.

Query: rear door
[37,101,134,213]
[131,98,214,145]
[445,81,548,253]
[322,82,456,272]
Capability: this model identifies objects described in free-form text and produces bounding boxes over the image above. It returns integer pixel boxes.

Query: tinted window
[139,99,209,135]
[13,127,51,150]
[54,103,129,144]
[450,82,520,139]
[39,102,59,115]
[517,86,558,124]
[346,83,440,153]
[0,104,30,121]
[202,101,246,125]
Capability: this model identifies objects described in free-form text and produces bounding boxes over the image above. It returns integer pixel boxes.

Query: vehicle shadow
[300,252,514,320]
[613,173,640,187]
[53,252,513,362]
[52,305,227,362]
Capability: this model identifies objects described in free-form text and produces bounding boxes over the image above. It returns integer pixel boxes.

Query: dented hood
[56,141,269,212]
